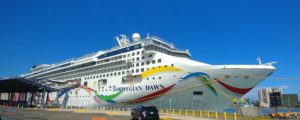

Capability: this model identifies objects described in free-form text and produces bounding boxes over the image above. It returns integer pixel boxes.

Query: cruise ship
[22,33,276,111]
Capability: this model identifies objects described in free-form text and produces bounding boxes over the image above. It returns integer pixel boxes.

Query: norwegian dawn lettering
[113,85,165,92]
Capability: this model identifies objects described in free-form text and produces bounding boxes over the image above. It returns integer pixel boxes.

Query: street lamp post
[169,99,172,110]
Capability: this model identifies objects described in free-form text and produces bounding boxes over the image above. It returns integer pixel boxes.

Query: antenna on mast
[115,36,121,46]
[257,57,262,65]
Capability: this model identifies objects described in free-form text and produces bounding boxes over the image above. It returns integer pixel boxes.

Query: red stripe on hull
[216,80,253,94]
[128,84,175,103]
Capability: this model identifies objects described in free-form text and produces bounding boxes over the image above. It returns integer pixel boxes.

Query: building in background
[281,94,299,108]
[258,87,282,108]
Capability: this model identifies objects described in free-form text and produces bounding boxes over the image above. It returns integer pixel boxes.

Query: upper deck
[23,33,191,78]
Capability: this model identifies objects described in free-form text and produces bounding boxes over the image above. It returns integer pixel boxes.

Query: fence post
[224,112,227,120]
[173,109,175,115]
[234,112,237,120]
[192,110,195,117]
[200,110,202,118]
[185,109,188,116]
[179,109,181,115]
[215,111,218,120]
[207,111,210,119]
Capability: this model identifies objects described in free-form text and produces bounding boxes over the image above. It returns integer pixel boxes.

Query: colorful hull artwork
[53,66,256,105]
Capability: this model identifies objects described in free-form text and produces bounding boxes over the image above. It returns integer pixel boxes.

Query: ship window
[141,68,144,72]
[164,65,167,67]
[193,91,203,96]
[132,58,135,62]
[142,56,145,59]
[224,75,229,79]
[107,74,109,77]
[159,77,161,79]
[171,64,174,67]
[158,59,162,63]
[146,61,150,65]
[136,63,139,67]
[84,81,87,86]
[118,72,121,75]
[136,69,139,72]
[122,71,125,75]
[142,50,144,54]
[123,55,126,58]
[148,54,153,58]
[114,72,117,76]
[137,51,140,55]
[152,77,155,80]
[122,75,142,84]
[136,57,140,61]
[110,73,113,76]
[141,62,144,66]
[152,60,155,64]
[98,79,107,86]
[127,54,130,57]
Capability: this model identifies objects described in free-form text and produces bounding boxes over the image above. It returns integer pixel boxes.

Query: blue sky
[0,0,300,99]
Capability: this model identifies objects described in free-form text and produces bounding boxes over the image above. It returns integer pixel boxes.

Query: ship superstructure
[22,33,275,111]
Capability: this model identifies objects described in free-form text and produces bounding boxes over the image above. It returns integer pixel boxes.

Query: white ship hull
[23,34,275,111]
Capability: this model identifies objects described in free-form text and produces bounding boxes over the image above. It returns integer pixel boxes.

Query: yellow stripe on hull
[141,66,182,78]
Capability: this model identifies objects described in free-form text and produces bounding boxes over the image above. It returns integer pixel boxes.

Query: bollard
[192,110,195,117]
[200,110,202,118]
[215,111,218,120]
[224,112,227,120]
[167,109,169,114]
[207,111,210,118]
[160,109,162,114]
[234,112,237,120]
[173,109,175,115]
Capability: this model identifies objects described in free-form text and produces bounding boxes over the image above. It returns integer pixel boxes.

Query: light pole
[169,99,172,110]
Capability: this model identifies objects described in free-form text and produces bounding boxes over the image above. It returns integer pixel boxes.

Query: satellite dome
[132,33,140,42]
